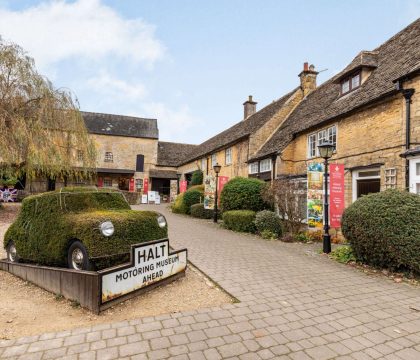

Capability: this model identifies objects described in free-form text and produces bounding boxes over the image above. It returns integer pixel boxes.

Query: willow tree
[0,38,96,185]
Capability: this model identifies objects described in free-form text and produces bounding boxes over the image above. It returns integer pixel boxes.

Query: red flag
[180,180,187,193]
[329,164,345,228]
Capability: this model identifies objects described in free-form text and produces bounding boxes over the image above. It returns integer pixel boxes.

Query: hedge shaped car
[4,187,167,271]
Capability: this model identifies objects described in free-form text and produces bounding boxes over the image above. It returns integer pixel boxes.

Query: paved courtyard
[1,204,420,359]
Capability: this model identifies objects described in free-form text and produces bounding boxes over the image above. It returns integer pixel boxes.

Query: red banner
[180,180,187,193]
[143,178,149,194]
[97,177,103,188]
[218,176,229,204]
[129,178,135,192]
[329,164,345,228]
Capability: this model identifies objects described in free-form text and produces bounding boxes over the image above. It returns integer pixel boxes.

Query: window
[249,162,259,174]
[260,159,272,172]
[135,178,143,190]
[352,168,381,202]
[308,125,337,158]
[225,148,232,165]
[341,72,361,95]
[104,152,113,162]
[77,150,83,161]
[136,154,144,172]
[103,178,113,187]
[211,154,217,167]
[385,168,396,189]
[201,158,206,171]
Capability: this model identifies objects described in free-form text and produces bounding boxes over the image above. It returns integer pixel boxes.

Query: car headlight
[157,215,167,228]
[100,221,115,237]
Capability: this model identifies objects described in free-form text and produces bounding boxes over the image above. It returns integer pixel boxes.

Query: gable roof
[157,141,198,167]
[82,111,159,139]
[179,88,299,165]
[251,18,420,161]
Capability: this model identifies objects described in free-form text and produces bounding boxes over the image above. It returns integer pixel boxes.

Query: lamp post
[318,141,335,254]
[213,163,222,223]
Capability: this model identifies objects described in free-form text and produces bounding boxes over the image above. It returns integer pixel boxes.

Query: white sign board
[100,239,187,303]
[155,195,161,204]
[141,195,148,204]
[148,191,156,202]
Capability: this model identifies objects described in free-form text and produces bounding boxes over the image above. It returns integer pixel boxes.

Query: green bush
[191,170,203,185]
[171,185,204,215]
[330,246,356,264]
[220,177,267,212]
[222,210,256,233]
[183,191,203,214]
[261,230,277,240]
[190,203,214,219]
[4,188,167,269]
[254,210,282,238]
[171,192,188,214]
[342,189,420,273]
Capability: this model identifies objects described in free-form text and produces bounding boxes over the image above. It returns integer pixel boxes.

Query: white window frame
[249,162,259,174]
[211,154,217,167]
[225,148,232,165]
[409,157,420,194]
[352,168,381,202]
[384,168,397,189]
[307,125,338,159]
[103,178,113,187]
[259,158,272,173]
[104,152,113,162]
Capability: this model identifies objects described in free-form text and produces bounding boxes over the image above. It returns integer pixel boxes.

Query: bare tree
[262,177,307,234]
[0,38,96,183]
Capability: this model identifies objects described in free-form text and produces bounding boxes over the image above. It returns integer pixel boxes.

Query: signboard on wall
[307,163,324,229]
[204,175,216,210]
[218,176,229,204]
[129,178,135,192]
[179,180,187,193]
[143,179,149,194]
[170,180,178,202]
[329,164,345,228]
[97,177,103,188]
[100,239,187,304]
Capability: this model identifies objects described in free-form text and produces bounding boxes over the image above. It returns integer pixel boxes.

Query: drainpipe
[402,88,415,190]
[271,155,277,181]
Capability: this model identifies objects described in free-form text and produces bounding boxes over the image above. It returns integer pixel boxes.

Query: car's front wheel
[67,241,91,271]
[6,241,20,263]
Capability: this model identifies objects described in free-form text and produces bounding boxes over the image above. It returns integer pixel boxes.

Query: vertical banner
[307,163,324,229]
[329,164,345,228]
[97,177,103,188]
[204,175,216,210]
[180,180,187,193]
[129,178,135,192]
[143,178,149,194]
[170,180,178,202]
[218,176,229,205]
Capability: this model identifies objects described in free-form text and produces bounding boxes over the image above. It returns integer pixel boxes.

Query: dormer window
[341,72,361,95]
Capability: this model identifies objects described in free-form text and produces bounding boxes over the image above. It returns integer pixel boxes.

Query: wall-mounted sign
[129,178,135,192]
[143,178,149,194]
[307,163,324,229]
[179,180,187,193]
[100,239,187,303]
[204,175,215,210]
[329,164,345,228]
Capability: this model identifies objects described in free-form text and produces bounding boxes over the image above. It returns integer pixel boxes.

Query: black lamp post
[318,141,335,254]
[213,163,222,223]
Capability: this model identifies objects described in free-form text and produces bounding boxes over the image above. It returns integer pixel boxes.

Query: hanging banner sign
[129,178,135,192]
[329,164,345,228]
[143,179,149,194]
[307,163,324,229]
[179,180,187,193]
[170,180,178,202]
[218,176,229,205]
[97,177,103,188]
[100,239,187,304]
[204,175,216,210]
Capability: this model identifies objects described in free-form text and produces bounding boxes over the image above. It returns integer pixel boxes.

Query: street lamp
[318,141,335,254]
[213,163,222,223]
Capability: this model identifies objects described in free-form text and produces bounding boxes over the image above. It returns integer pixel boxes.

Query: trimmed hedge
[171,185,204,214]
[183,190,203,214]
[342,189,420,273]
[255,210,283,238]
[191,170,203,185]
[222,210,256,233]
[4,188,167,269]
[190,203,214,219]
[220,177,267,212]
[171,192,188,214]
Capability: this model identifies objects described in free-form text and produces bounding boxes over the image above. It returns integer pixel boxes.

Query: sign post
[329,164,345,228]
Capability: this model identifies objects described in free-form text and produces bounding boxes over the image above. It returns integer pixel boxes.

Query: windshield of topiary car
[59,191,131,212]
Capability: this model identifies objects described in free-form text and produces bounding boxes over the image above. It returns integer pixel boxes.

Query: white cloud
[0,0,165,69]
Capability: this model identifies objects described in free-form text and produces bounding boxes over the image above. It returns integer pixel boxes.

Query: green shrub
[222,210,256,233]
[261,230,277,240]
[183,185,204,214]
[330,246,356,264]
[191,170,203,185]
[294,232,310,243]
[171,192,188,214]
[190,203,214,219]
[342,189,420,273]
[220,177,267,212]
[254,210,282,238]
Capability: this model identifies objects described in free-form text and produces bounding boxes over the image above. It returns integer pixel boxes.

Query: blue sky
[0,1,419,143]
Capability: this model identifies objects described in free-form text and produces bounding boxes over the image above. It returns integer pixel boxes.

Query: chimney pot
[303,62,309,71]
[299,62,318,96]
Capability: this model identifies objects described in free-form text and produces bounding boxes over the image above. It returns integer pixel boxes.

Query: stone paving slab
[1,204,420,359]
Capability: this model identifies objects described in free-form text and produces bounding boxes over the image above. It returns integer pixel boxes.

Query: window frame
[211,154,217,167]
[340,71,361,95]
[352,168,381,202]
[104,152,113,163]
[225,148,232,165]
[249,162,259,174]
[103,178,113,187]
[259,158,272,173]
[307,124,338,159]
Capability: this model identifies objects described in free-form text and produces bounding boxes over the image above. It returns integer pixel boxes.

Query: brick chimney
[243,95,257,120]
[299,62,318,96]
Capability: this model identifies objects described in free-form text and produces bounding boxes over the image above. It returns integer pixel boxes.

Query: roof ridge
[81,110,156,121]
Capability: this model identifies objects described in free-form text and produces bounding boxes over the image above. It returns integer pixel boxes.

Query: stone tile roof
[82,111,159,139]
[157,141,198,167]
[149,169,179,179]
[251,18,420,161]
[179,88,299,165]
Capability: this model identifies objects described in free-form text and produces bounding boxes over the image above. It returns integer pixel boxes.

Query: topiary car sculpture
[3,187,167,271]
